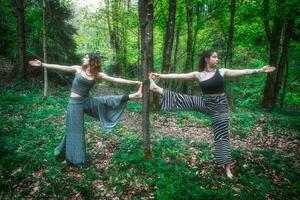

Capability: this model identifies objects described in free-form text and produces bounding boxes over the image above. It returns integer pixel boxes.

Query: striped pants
[160,90,232,166]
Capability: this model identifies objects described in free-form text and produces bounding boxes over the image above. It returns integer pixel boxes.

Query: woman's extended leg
[149,77,164,94]
[128,83,143,99]
[149,77,207,112]
[83,84,142,133]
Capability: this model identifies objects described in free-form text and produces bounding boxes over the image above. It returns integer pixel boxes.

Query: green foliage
[1,0,300,197]
[108,135,231,199]
[232,148,300,199]
[1,0,79,65]
[261,109,300,136]
[230,107,257,139]
[226,65,300,137]
[0,0,17,57]
[126,101,142,113]
[0,79,299,199]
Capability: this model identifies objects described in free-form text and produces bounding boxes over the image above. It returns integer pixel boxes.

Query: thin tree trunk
[106,0,122,75]
[112,0,122,75]
[182,0,193,93]
[105,0,114,50]
[16,0,26,78]
[191,2,201,71]
[43,0,48,98]
[280,58,289,108]
[274,18,294,102]
[170,25,181,90]
[160,0,176,98]
[161,0,176,74]
[121,0,131,77]
[137,24,141,67]
[262,0,284,108]
[226,0,236,109]
[122,17,128,76]
[127,0,131,10]
[139,0,153,160]
[172,26,180,73]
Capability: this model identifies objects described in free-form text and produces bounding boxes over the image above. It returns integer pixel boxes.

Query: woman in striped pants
[149,49,275,178]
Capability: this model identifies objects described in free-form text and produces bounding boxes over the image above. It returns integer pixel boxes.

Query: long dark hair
[82,53,102,79]
[198,49,216,72]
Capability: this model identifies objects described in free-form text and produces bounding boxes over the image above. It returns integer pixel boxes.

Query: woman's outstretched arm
[150,72,200,81]
[29,59,80,73]
[99,72,141,86]
[221,65,275,78]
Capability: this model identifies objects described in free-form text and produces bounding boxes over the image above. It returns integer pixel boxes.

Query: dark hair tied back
[198,49,215,72]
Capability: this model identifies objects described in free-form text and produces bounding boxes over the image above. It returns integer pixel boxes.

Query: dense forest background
[0,0,299,199]
[1,0,299,108]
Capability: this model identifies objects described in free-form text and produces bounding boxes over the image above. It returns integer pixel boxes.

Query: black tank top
[200,69,225,94]
[71,73,96,97]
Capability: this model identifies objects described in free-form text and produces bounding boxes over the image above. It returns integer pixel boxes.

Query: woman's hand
[261,65,276,73]
[29,59,42,67]
[149,72,160,80]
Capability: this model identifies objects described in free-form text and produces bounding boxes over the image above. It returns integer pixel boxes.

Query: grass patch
[0,79,299,199]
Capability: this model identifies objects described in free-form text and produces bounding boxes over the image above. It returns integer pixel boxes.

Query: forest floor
[0,78,299,199]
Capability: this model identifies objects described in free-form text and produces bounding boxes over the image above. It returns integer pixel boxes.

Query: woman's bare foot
[225,164,233,179]
[129,84,143,99]
[149,76,163,94]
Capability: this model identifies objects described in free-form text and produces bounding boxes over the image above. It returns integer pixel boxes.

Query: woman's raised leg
[129,83,143,99]
[149,77,164,95]
[149,76,207,112]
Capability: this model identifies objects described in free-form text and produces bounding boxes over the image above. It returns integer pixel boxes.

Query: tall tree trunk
[161,0,176,74]
[105,0,114,51]
[172,26,180,74]
[182,0,193,93]
[105,0,123,75]
[16,0,26,78]
[121,12,128,76]
[170,25,181,90]
[191,2,201,71]
[275,18,294,103]
[280,58,289,108]
[121,0,131,77]
[226,0,236,109]
[43,0,48,98]
[112,0,122,75]
[137,24,141,66]
[127,0,131,10]
[262,0,284,108]
[160,0,176,99]
[139,0,153,160]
